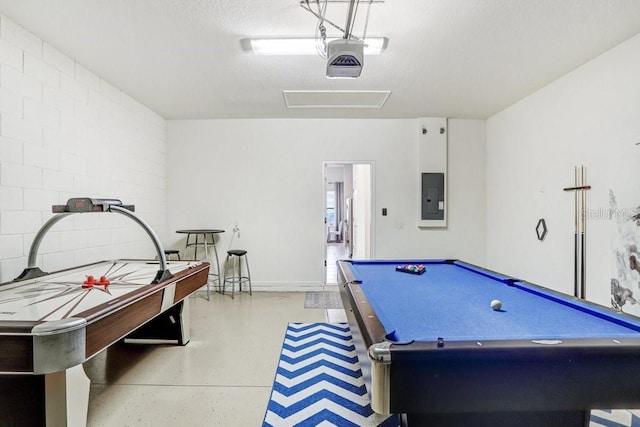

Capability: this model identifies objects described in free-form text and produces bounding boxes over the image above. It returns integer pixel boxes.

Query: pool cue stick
[573,166,580,297]
[563,167,591,299]
[580,165,586,299]
[574,166,579,298]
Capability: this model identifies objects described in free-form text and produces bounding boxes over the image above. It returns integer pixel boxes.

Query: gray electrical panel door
[421,173,444,220]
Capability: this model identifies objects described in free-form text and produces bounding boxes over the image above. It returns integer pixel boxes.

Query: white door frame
[322,161,375,285]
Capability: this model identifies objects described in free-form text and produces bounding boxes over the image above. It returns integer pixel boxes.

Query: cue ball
[491,300,502,311]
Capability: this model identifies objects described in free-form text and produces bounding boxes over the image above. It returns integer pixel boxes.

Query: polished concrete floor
[85,292,328,426]
[84,291,639,427]
[326,242,350,283]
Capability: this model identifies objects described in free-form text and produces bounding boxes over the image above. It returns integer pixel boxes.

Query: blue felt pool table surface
[348,259,640,343]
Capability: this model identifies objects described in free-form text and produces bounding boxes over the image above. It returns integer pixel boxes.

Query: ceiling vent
[283,90,390,109]
[326,39,364,78]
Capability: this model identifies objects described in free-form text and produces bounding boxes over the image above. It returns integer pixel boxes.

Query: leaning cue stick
[574,166,579,298]
[580,166,587,299]
[563,166,591,299]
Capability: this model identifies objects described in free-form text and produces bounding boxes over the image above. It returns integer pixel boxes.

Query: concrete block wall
[0,15,168,282]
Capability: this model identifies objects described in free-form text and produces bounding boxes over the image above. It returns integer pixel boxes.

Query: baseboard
[195,281,330,293]
[251,281,327,292]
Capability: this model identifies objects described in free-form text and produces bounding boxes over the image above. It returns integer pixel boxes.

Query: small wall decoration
[536,218,547,241]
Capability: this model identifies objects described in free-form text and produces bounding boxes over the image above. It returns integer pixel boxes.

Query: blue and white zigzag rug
[263,322,640,427]
[263,322,398,427]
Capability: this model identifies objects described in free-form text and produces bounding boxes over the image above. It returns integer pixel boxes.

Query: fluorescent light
[248,37,386,55]
[250,38,319,55]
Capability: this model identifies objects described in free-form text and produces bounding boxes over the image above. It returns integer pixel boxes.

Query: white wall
[326,164,344,183]
[486,33,640,306]
[166,118,486,291]
[0,15,167,281]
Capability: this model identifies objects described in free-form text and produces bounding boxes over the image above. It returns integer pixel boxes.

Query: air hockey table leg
[45,364,91,427]
[124,298,191,345]
[181,296,191,344]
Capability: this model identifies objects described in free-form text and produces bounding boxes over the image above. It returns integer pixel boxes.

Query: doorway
[323,162,373,284]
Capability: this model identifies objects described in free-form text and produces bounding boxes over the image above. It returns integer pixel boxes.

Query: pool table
[338,259,640,426]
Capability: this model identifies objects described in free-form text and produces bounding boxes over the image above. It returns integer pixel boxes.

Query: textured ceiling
[0,0,639,120]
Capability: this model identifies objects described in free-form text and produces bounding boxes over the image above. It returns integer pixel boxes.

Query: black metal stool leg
[238,255,242,293]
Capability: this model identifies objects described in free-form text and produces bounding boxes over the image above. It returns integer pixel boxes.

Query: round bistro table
[176,229,225,300]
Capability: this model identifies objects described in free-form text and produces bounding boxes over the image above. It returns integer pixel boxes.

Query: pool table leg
[45,364,91,426]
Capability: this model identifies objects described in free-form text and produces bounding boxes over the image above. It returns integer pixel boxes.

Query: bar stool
[164,249,181,260]
[222,250,252,299]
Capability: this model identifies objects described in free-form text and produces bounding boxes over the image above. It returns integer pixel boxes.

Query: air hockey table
[0,197,211,426]
[0,259,209,426]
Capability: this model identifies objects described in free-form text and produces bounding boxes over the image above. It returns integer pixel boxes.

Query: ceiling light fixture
[248,37,386,55]
[300,0,384,3]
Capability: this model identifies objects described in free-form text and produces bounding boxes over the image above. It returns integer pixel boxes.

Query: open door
[323,162,373,284]
[351,164,372,261]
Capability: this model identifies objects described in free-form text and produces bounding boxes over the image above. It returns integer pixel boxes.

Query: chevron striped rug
[591,410,640,427]
[263,323,638,427]
[262,323,398,426]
